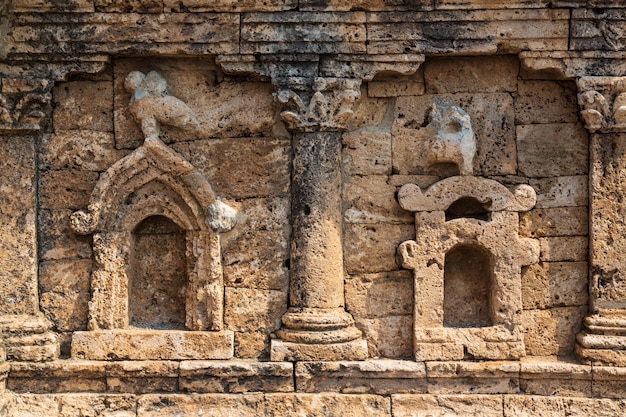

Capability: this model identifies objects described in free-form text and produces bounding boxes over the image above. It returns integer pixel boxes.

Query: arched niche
[443,244,493,328]
[70,138,236,360]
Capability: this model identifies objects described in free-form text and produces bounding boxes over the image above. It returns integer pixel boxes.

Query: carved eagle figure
[124,70,200,139]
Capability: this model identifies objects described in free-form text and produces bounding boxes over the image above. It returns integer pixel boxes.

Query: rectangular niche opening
[129,215,186,330]
[443,244,493,328]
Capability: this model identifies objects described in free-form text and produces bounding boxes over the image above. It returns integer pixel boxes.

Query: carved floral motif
[0,78,51,132]
[577,76,626,133]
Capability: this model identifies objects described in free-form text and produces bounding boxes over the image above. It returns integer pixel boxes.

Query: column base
[0,315,59,362]
[270,338,368,361]
[576,311,626,366]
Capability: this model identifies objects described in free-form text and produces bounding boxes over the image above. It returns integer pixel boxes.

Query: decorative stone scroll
[577,77,626,133]
[70,71,236,360]
[398,177,539,360]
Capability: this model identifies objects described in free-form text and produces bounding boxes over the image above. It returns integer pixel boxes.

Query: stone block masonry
[2,0,626,415]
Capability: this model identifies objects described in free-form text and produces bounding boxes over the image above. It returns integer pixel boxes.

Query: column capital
[577,76,626,133]
[0,76,52,134]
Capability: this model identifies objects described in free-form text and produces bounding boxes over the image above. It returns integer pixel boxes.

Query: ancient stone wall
[1,0,626,415]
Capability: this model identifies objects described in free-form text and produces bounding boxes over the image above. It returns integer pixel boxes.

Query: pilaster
[576,76,626,365]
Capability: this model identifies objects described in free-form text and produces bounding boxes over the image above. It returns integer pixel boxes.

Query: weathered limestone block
[181,138,291,199]
[343,176,413,224]
[344,91,391,131]
[138,393,264,417]
[521,262,588,309]
[221,198,290,291]
[39,209,92,261]
[8,360,108,393]
[520,358,591,397]
[394,93,516,175]
[13,0,95,12]
[71,330,234,360]
[571,9,626,52]
[0,136,38,316]
[224,287,286,333]
[424,56,518,94]
[52,81,113,131]
[39,259,91,331]
[516,123,588,177]
[39,169,99,210]
[392,394,504,417]
[0,315,59,361]
[367,9,569,54]
[344,223,414,274]
[165,0,297,12]
[519,207,589,237]
[234,331,269,360]
[503,395,626,417]
[10,393,137,417]
[263,393,391,417]
[0,77,52,132]
[299,0,432,11]
[342,132,392,176]
[515,80,580,125]
[355,316,413,359]
[40,131,128,171]
[523,307,587,356]
[530,176,588,209]
[367,70,424,98]
[592,366,626,399]
[179,361,293,393]
[107,361,179,394]
[539,236,588,262]
[426,361,520,394]
[345,271,413,318]
[295,360,426,394]
[241,13,367,54]
[94,0,163,13]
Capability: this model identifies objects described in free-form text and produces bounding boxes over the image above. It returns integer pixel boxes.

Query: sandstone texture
[2,0,626,415]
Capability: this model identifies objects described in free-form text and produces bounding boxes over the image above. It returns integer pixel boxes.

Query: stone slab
[426,361,520,394]
[520,357,591,397]
[71,330,234,360]
[137,393,264,417]
[295,360,426,394]
[521,261,588,309]
[264,393,391,417]
[393,394,504,417]
[539,236,588,262]
[270,339,369,362]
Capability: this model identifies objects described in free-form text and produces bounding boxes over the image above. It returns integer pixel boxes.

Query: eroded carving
[398,176,539,361]
[0,78,51,132]
[276,77,361,132]
[577,76,626,133]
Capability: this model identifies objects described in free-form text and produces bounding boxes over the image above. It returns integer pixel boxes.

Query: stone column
[576,77,626,365]
[270,77,368,361]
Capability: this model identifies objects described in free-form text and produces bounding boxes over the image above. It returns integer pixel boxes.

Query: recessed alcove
[443,244,492,328]
[129,215,186,330]
[445,197,491,221]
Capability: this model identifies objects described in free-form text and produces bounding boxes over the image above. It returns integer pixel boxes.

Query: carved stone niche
[69,137,236,360]
[397,177,539,361]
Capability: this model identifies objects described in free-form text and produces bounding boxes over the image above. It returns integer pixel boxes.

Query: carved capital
[0,77,52,133]
[275,77,361,132]
[577,76,626,133]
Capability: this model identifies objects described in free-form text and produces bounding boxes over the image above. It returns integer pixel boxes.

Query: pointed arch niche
[69,138,235,360]
[397,176,540,361]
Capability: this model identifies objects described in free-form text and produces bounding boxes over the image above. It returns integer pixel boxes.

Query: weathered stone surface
[345,93,391,132]
[343,176,413,224]
[593,366,626,399]
[345,271,413,318]
[138,393,264,417]
[264,393,390,417]
[424,56,519,94]
[242,13,367,54]
[40,131,128,171]
[394,93,516,176]
[426,362,520,394]
[13,0,95,12]
[368,71,424,98]
[530,176,588,209]
[523,307,587,356]
[38,209,92,261]
[0,136,38,316]
[342,132,392,176]
[296,360,426,394]
[520,358,592,397]
[344,223,414,274]
[11,394,137,417]
[39,259,90,332]
[355,316,413,359]
[234,332,269,360]
[94,0,162,13]
[39,169,99,210]
[520,207,589,237]
[571,8,626,52]
[393,394,504,417]
[71,330,234,360]
[270,339,369,362]
[515,80,580,125]
[224,287,286,333]
[539,236,588,262]
[179,361,293,393]
[516,123,588,177]
[367,10,569,54]
[504,395,626,417]
[165,0,297,12]
[52,81,113,131]
[521,262,588,309]
[180,138,290,199]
